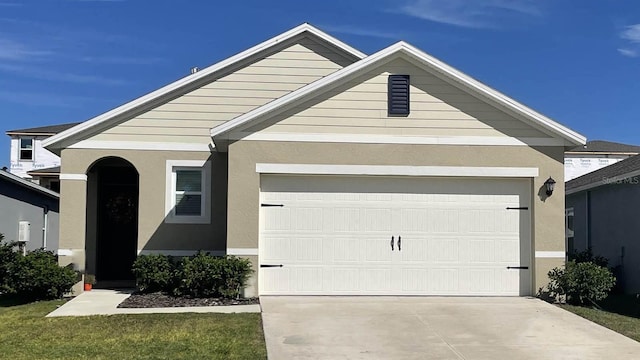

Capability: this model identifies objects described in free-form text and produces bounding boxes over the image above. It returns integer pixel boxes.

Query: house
[566,154,640,293]
[42,23,585,296]
[564,140,640,181]
[6,122,80,191]
[0,169,59,252]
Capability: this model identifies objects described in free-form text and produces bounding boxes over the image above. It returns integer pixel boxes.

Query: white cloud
[621,24,640,43]
[395,0,541,29]
[618,48,638,58]
[0,38,52,61]
[319,24,403,39]
[79,56,165,65]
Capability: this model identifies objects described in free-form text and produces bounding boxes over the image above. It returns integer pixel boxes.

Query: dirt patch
[118,292,259,308]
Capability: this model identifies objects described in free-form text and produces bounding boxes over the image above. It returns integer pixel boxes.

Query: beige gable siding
[248,58,553,139]
[87,38,353,144]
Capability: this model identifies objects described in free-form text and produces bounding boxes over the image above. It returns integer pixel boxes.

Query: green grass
[0,297,267,360]
[560,294,640,342]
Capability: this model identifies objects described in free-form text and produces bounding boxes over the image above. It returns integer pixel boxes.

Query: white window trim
[19,137,34,161]
[165,160,211,224]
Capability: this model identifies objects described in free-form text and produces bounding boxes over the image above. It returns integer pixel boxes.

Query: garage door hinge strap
[506,207,529,210]
[260,264,284,268]
[261,204,284,207]
[506,266,529,270]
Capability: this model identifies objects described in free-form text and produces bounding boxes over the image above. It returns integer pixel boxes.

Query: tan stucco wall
[227,141,566,295]
[58,148,227,273]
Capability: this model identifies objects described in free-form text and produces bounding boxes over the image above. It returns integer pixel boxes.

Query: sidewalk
[46,289,261,317]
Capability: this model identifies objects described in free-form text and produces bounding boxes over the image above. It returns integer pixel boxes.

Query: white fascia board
[69,140,213,152]
[43,23,365,151]
[59,174,88,181]
[256,163,539,178]
[231,132,568,147]
[211,41,586,147]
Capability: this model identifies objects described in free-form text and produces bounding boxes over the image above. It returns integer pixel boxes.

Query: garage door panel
[259,175,531,296]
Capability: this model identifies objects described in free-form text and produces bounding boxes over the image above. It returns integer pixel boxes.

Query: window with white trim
[165,160,211,224]
[19,138,34,161]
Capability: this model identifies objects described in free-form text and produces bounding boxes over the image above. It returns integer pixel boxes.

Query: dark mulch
[118,292,260,308]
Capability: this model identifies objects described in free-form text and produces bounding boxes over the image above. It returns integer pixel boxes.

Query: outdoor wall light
[544,177,556,196]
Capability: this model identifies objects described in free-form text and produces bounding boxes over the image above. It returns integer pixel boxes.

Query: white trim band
[227,248,259,256]
[535,251,566,258]
[69,140,213,152]
[137,250,225,257]
[256,164,539,178]
[234,133,568,147]
[59,174,88,181]
[56,249,74,256]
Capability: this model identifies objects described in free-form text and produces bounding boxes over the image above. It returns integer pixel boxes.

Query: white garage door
[259,175,531,296]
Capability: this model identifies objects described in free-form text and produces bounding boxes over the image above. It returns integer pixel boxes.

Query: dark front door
[96,166,139,282]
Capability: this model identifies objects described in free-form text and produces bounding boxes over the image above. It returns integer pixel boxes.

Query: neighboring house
[43,24,585,296]
[6,122,80,191]
[566,155,640,293]
[0,169,59,252]
[564,140,640,181]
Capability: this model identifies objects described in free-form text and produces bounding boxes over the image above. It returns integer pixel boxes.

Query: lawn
[0,297,267,360]
[560,294,640,342]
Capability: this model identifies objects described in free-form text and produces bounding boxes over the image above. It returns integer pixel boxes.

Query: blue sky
[2,0,640,166]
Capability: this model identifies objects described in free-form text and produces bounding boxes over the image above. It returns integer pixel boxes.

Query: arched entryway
[86,157,139,286]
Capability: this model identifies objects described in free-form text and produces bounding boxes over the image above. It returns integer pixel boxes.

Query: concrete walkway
[46,289,261,317]
[261,296,640,360]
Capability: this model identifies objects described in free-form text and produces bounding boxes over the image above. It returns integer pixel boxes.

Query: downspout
[42,205,49,250]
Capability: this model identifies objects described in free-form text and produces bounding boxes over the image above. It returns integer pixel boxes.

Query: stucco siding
[226,141,565,295]
[84,39,353,145]
[246,58,553,139]
[58,148,228,272]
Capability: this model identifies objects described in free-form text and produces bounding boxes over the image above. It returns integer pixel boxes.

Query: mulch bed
[118,292,260,308]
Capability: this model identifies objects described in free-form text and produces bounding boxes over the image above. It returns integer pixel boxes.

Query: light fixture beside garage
[544,177,556,196]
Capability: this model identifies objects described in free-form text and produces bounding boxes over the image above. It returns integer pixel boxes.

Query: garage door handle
[506,266,529,270]
[390,236,394,251]
[397,236,401,251]
[260,264,283,268]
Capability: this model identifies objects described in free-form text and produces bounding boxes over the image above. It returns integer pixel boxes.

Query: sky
[2,0,640,167]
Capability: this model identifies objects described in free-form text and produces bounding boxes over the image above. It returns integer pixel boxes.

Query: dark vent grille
[388,75,410,115]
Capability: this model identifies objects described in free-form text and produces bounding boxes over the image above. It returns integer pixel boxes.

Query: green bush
[132,252,253,299]
[6,249,77,301]
[569,248,609,267]
[547,260,616,305]
[0,238,19,292]
[131,254,177,293]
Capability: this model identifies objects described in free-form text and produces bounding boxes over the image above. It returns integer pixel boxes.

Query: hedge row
[132,252,253,299]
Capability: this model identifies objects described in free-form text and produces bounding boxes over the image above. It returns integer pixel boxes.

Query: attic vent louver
[388,75,410,116]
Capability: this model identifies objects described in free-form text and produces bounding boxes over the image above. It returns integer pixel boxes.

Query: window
[388,74,410,115]
[19,138,33,161]
[165,160,211,224]
[565,208,574,255]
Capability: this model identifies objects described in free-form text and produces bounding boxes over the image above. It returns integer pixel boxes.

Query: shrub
[547,260,616,305]
[6,249,77,301]
[176,252,254,298]
[131,254,177,293]
[569,248,609,267]
[0,238,19,292]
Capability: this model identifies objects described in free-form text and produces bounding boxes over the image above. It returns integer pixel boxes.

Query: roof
[0,169,59,198]
[566,154,640,194]
[42,23,366,153]
[27,166,60,176]
[6,122,81,136]
[210,41,586,150]
[566,140,640,154]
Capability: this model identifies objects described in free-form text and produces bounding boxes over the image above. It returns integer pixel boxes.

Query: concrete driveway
[261,296,640,360]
